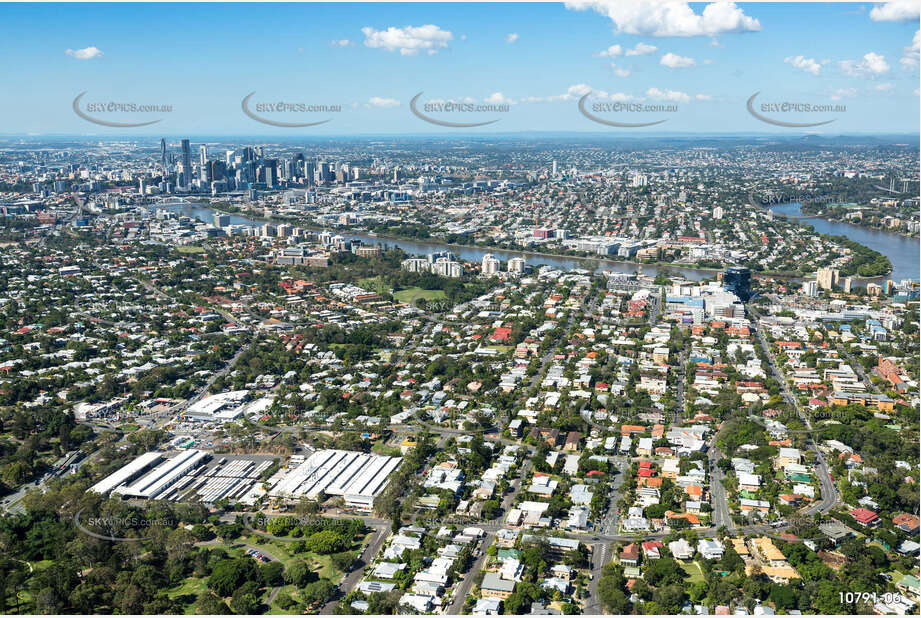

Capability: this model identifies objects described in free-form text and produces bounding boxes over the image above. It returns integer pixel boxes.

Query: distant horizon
[1,131,918,141]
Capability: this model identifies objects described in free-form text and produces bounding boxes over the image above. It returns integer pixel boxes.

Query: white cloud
[646,87,690,103]
[830,88,858,100]
[660,52,695,68]
[484,92,515,104]
[610,63,631,77]
[505,33,519,44]
[625,42,657,56]
[330,39,352,47]
[869,0,920,22]
[597,44,623,57]
[567,84,593,97]
[695,93,712,100]
[784,55,822,76]
[901,30,920,70]
[522,84,634,103]
[840,52,890,77]
[564,1,761,37]
[708,38,723,48]
[361,25,453,56]
[65,46,103,60]
[873,82,894,91]
[367,96,400,108]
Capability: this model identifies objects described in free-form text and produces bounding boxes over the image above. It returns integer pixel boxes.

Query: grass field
[118,423,141,432]
[358,276,390,295]
[393,287,447,304]
[166,577,208,613]
[372,441,402,457]
[176,245,206,254]
[680,560,706,583]
[159,528,373,613]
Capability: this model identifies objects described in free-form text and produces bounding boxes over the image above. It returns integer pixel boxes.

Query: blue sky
[0,2,918,135]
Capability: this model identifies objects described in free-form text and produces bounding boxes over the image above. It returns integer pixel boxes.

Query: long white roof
[88,451,164,495]
[270,449,401,500]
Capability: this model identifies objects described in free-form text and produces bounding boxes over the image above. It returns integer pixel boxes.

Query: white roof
[88,451,163,495]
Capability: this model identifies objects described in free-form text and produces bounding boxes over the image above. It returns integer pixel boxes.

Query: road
[446,532,495,614]
[319,522,390,615]
[749,305,839,514]
[601,455,626,536]
[443,443,535,614]
[673,345,688,425]
[584,540,610,614]
[707,445,735,533]
[839,345,880,394]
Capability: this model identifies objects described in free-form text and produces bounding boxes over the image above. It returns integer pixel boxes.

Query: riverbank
[798,203,919,240]
[180,199,811,281]
[747,195,913,281]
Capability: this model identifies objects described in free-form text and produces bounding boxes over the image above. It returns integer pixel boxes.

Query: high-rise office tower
[209,160,226,183]
[263,159,277,188]
[177,164,188,190]
[199,145,207,167]
[723,266,752,301]
[160,138,167,168]
[180,139,191,189]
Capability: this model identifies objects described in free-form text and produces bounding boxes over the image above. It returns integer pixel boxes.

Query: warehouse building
[88,451,164,495]
[269,449,401,511]
[111,449,211,499]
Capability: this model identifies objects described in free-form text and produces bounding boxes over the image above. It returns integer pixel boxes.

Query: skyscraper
[481,254,500,275]
[816,267,839,291]
[263,159,277,188]
[723,266,751,301]
[160,138,167,168]
[843,277,854,294]
[180,139,191,189]
[199,145,207,167]
[209,160,226,183]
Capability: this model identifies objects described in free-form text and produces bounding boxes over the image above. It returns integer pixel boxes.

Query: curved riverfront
[159,200,919,285]
[768,202,919,282]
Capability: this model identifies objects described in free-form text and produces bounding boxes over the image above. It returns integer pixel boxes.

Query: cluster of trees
[0,406,92,489]
[822,235,892,277]
[373,430,436,521]
[0,477,361,614]
[254,515,364,555]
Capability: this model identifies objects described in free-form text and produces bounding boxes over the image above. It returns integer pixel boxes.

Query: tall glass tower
[723,267,751,301]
